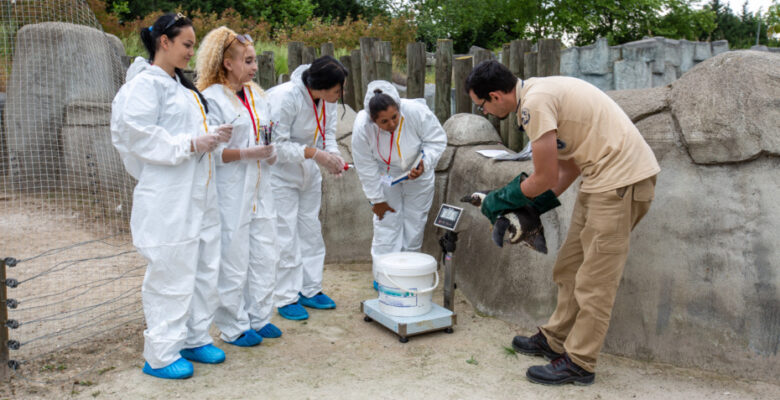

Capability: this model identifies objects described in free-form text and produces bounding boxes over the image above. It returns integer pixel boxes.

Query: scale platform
[361,298,456,343]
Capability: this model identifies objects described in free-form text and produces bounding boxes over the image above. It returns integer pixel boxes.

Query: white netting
[1,0,143,386]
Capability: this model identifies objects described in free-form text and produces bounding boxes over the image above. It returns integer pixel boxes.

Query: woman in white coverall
[351,81,447,287]
[110,13,230,380]
[195,27,282,346]
[267,56,349,320]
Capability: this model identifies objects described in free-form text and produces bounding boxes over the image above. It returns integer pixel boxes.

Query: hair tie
[148,26,153,32]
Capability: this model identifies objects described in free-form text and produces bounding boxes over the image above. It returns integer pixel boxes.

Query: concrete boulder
[5,22,124,191]
[670,50,780,164]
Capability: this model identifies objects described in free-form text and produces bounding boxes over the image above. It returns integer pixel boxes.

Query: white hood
[126,56,152,82]
[363,80,401,112]
[291,64,309,90]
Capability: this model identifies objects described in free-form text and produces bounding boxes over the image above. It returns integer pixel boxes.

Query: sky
[722,0,776,14]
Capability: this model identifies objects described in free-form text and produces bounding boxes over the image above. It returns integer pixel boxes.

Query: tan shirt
[516,77,660,193]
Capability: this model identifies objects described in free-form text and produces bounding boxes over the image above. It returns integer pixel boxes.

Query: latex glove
[192,134,221,153]
[264,147,278,166]
[481,173,531,224]
[330,153,346,178]
[372,202,396,221]
[239,144,275,160]
[215,124,233,143]
[313,149,344,175]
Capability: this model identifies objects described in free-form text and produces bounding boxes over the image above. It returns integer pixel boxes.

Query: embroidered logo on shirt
[520,108,530,126]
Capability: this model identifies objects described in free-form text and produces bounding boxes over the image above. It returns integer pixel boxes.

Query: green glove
[480,173,531,224]
[531,190,561,214]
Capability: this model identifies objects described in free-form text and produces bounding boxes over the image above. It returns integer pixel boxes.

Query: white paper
[475,143,533,161]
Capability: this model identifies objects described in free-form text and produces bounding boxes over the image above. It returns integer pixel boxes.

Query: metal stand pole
[439,231,458,312]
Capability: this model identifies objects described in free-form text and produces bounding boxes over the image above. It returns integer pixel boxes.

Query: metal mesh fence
[1,0,143,386]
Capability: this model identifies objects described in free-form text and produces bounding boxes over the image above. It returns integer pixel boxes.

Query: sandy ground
[2,204,780,399]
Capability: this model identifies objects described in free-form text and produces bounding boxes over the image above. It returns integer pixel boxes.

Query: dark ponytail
[368,89,398,121]
[302,55,349,117]
[140,13,208,113]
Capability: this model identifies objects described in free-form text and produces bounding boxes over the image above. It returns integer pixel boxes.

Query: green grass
[466,355,479,365]
[503,346,518,358]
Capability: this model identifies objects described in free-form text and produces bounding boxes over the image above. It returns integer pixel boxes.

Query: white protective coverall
[111,57,220,368]
[203,83,278,342]
[351,80,447,279]
[266,64,341,306]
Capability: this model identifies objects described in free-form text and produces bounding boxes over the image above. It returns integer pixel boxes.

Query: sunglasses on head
[224,33,253,54]
[161,13,186,33]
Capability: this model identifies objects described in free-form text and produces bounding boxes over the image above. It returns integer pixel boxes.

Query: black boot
[511,330,562,360]
[526,353,595,386]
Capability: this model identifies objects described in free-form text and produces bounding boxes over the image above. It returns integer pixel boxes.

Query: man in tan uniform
[465,60,659,385]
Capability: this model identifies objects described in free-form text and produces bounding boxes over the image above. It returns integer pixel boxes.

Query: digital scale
[361,204,464,343]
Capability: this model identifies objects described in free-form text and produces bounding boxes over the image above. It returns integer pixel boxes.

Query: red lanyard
[307,87,326,149]
[237,88,258,144]
[376,127,395,173]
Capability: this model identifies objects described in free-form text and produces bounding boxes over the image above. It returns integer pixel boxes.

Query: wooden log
[321,42,335,58]
[435,39,453,124]
[537,38,561,77]
[287,41,304,74]
[453,55,473,114]
[339,55,357,110]
[360,37,378,101]
[374,41,393,82]
[524,51,538,79]
[510,39,532,78]
[302,46,317,65]
[509,40,531,150]
[499,43,512,145]
[406,42,426,99]
[350,49,363,110]
[256,51,276,89]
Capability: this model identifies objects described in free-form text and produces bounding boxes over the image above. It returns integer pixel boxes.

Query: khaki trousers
[540,176,656,372]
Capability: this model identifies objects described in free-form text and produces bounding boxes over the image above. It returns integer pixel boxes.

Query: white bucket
[376,252,439,317]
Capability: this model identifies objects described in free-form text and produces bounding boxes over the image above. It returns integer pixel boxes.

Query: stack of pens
[260,121,275,145]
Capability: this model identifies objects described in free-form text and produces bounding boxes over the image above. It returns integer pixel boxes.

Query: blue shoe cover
[180,343,226,364]
[278,303,309,320]
[226,329,263,347]
[373,280,379,291]
[299,292,337,309]
[257,323,282,338]
[142,358,193,379]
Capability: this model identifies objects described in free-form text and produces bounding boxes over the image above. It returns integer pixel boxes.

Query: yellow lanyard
[190,90,212,187]
[244,85,263,213]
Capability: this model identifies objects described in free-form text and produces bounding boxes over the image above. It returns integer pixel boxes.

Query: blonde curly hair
[195,26,258,92]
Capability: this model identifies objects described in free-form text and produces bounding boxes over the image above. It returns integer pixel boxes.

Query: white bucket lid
[377,251,437,277]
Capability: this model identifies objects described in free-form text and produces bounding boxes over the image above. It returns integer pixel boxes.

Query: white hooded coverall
[266,65,342,306]
[203,83,278,341]
[351,81,448,279]
[110,57,220,368]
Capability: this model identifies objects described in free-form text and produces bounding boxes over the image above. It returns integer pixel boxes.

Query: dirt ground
[2,206,780,399]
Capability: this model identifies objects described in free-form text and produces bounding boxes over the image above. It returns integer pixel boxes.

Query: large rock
[442,113,502,146]
[579,37,610,75]
[670,50,780,164]
[5,22,124,191]
[614,60,652,90]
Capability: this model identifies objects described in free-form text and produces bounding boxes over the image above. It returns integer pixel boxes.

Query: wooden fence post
[360,37,377,101]
[508,40,531,151]
[256,51,276,90]
[350,49,363,110]
[321,42,335,58]
[374,41,393,82]
[454,56,473,114]
[287,41,304,75]
[524,51,538,79]
[302,46,317,65]
[340,55,357,110]
[537,38,561,77]
[406,42,426,99]
[499,43,512,145]
[435,39,453,123]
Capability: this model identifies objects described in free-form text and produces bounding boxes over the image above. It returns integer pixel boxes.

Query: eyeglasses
[477,99,487,113]
[162,13,186,33]
[223,33,253,54]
